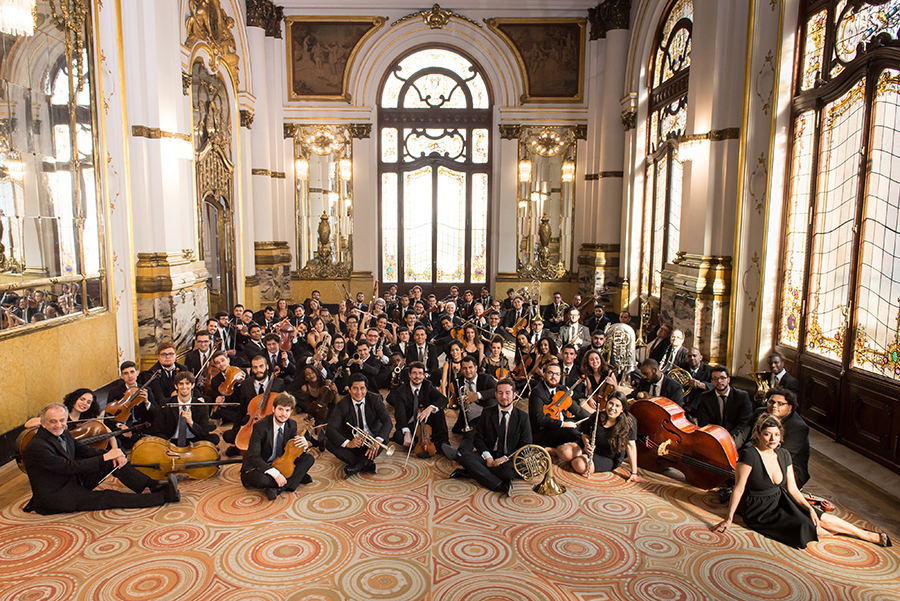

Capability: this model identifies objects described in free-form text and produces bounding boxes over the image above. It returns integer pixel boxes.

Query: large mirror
[294,125,353,278]
[516,126,576,280]
[0,0,105,333]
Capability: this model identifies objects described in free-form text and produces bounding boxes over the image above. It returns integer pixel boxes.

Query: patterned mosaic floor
[1,446,899,601]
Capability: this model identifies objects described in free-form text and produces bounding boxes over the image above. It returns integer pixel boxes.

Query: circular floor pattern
[696,554,825,601]
[341,458,432,491]
[356,522,431,556]
[140,524,207,552]
[193,485,289,525]
[78,553,210,600]
[625,572,708,601]
[437,531,515,570]
[793,537,900,578]
[0,524,90,579]
[217,522,353,586]
[579,493,647,523]
[671,523,741,551]
[82,536,134,561]
[514,523,639,581]
[633,534,683,559]
[471,485,579,523]
[337,558,430,601]
[0,574,77,601]
[367,492,430,521]
[429,572,569,601]
[288,489,368,522]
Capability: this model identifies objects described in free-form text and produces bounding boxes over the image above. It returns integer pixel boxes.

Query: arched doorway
[377,47,492,295]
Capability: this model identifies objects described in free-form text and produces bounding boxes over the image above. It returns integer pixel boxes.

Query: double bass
[130,436,241,480]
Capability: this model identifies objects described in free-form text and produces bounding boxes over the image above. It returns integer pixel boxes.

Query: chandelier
[0,0,36,37]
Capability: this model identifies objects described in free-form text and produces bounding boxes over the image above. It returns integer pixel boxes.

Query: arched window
[641,0,691,298]
[779,0,900,464]
[378,47,491,291]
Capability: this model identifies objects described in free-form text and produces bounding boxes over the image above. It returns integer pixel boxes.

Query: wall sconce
[677,134,708,163]
[295,158,309,180]
[518,160,532,183]
[339,158,352,181]
[561,161,575,183]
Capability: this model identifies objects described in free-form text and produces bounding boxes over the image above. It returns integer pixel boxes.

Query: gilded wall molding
[347,123,372,139]
[135,252,209,295]
[240,110,254,129]
[392,4,481,29]
[182,71,192,96]
[622,110,636,131]
[585,171,624,180]
[246,0,284,38]
[498,124,522,140]
[184,0,240,85]
[573,124,588,140]
[679,127,741,143]
[250,168,285,179]
[588,0,632,40]
[132,126,191,142]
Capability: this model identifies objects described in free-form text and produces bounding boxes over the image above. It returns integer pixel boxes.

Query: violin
[307,379,336,424]
[217,366,246,396]
[494,366,510,380]
[512,353,534,381]
[130,436,241,480]
[413,423,435,458]
[235,367,282,451]
[543,387,576,420]
[15,421,148,473]
[105,371,161,423]
[277,319,294,351]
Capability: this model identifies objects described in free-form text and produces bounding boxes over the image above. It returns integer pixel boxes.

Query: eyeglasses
[159,351,176,357]
[710,376,729,381]
[767,400,789,407]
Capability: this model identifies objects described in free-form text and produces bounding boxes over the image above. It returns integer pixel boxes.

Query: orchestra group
[17,284,891,550]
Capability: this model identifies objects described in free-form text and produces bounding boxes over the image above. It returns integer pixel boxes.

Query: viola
[235,366,282,451]
[272,415,319,477]
[414,423,435,458]
[630,396,737,490]
[512,353,534,381]
[130,436,241,480]
[307,379,337,424]
[542,388,576,420]
[105,371,161,423]
[217,366,246,396]
[494,366,510,380]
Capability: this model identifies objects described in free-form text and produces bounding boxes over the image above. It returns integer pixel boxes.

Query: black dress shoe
[496,480,511,497]
[449,468,470,480]
[344,464,364,478]
[264,487,278,501]
[363,462,377,474]
[164,474,181,503]
[300,474,313,485]
[225,446,242,457]
[441,443,460,461]
[718,485,734,504]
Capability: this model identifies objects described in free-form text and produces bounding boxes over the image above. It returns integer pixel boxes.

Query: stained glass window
[801,10,827,90]
[379,47,491,288]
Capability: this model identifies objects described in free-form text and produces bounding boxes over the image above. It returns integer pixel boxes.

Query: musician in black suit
[406,327,439,382]
[646,324,672,363]
[23,403,179,514]
[629,359,685,407]
[659,329,689,372]
[694,365,754,440]
[387,362,449,451]
[105,361,156,448]
[223,355,286,448]
[240,393,314,500]
[255,306,276,330]
[450,379,532,495]
[184,331,214,378]
[529,363,590,453]
[212,311,239,363]
[449,357,497,437]
[682,347,713,413]
[502,297,529,335]
[583,305,612,335]
[559,345,583,389]
[242,324,267,365]
[147,372,219,444]
[326,374,393,477]
[754,353,801,404]
[344,340,384,392]
[142,342,187,401]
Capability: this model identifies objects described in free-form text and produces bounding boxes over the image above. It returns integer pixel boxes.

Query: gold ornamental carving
[392,4,481,29]
[518,213,568,280]
[185,0,240,85]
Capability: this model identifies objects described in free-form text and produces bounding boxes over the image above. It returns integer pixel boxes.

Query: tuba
[512,444,566,496]
[602,323,637,380]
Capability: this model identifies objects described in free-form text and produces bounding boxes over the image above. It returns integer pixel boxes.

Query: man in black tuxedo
[481,311,507,352]
[543,292,568,333]
[694,365,754,440]
[660,329,689,373]
[736,387,811,488]
[577,330,607,366]
[263,334,296,385]
[212,311,239,363]
[255,306,276,331]
[242,324,267,365]
[184,331,214,378]
[207,350,247,424]
[344,340,384,392]
[448,379,532,495]
[326,374,393,477]
[559,345,582,389]
[583,305,612,335]
[681,347,712,413]
[754,352,801,404]
[646,324,672,363]
[387,362,449,452]
[478,287,493,313]
[240,393,315,500]
[148,372,219,444]
[406,326,439,383]
[142,342,187,401]
[525,317,554,346]
[23,403,179,514]
[105,361,156,448]
[529,363,590,451]
[223,355,285,449]
[629,359,685,407]
[502,296,528,336]
[448,357,497,438]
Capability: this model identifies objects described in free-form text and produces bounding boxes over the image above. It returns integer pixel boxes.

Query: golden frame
[285,16,386,103]
[485,18,586,104]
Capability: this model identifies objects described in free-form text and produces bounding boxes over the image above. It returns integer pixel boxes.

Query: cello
[15,421,148,474]
[130,436,241,480]
[629,396,737,490]
[235,367,282,451]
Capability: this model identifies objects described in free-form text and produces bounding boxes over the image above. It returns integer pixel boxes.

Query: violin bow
[404,420,420,468]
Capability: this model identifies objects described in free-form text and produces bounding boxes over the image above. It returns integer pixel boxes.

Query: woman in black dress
[570,392,643,482]
[712,413,890,549]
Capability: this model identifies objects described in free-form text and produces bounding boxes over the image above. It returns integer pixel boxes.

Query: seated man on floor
[148,371,219,445]
[387,361,449,455]
[326,374,393,477]
[240,393,315,501]
[23,403,179,514]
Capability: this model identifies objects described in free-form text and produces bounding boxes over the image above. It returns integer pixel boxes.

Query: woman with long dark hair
[569,391,642,482]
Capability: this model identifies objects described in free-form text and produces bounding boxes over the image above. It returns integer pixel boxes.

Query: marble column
[254,242,292,303]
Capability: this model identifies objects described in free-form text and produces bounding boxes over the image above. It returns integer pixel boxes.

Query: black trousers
[326,439,380,468]
[391,410,449,448]
[32,462,166,515]
[240,454,314,492]
[458,451,518,491]
[533,427,581,448]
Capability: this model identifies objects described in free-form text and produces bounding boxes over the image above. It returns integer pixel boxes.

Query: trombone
[455,378,473,433]
[346,422,395,456]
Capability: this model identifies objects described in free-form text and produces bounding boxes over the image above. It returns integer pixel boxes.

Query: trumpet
[346,422,395,456]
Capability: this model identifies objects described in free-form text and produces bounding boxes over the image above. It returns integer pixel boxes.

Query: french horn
[511,444,566,496]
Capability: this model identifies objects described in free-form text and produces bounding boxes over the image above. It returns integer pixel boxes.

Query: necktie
[270,426,284,462]
[652,382,660,397]
[564,367,570,378]
[355,402,364,428]
[58,435,68,453]
[468,380,476,393]
[177,406,188,447]
[413,388,420,414]
[418,347,424,362]
[257,382,263,395]
[718,395,726,421]
[499,411,509,455]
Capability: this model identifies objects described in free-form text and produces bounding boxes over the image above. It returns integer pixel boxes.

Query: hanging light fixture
[561,161,575,183]
[339,158,352,181]
[295,158,309,180]
[0,0,36,37]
